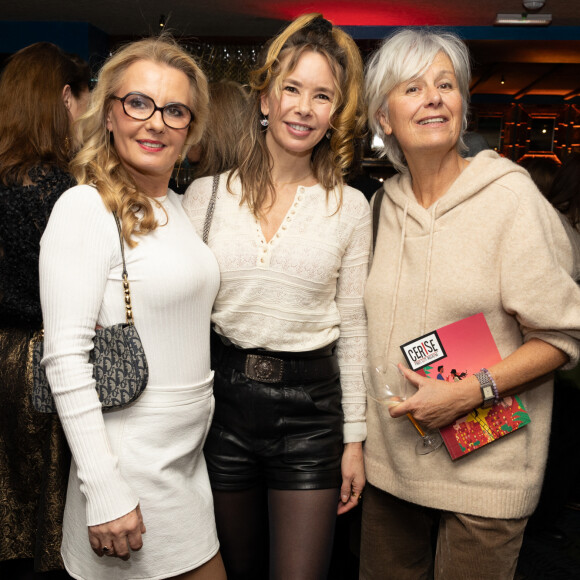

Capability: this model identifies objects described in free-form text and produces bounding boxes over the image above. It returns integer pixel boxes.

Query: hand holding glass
[364,361,443,455]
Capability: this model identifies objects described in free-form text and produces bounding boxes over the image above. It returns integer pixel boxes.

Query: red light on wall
[253,1,441,26]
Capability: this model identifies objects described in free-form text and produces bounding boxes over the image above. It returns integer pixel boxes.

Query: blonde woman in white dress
[40,36,226,580]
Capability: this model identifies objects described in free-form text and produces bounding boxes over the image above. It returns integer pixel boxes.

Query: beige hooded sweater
[364,150,580,519]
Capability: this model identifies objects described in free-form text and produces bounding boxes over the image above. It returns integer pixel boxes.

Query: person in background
[546,153,580,227]
[462,131,491,157]
[518,155,560,198]
[39,36,225,580]
[171,79,250,192]
[183,13,369,580]
[194,79,250,178]
[362,27,580,579]
[0,42,90,577]
[544,152,580,280]
[525,151,580,543]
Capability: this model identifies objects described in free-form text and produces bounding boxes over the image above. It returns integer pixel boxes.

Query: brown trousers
[359,484,528,580]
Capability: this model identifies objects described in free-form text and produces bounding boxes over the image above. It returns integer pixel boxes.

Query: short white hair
[365,28,471,173]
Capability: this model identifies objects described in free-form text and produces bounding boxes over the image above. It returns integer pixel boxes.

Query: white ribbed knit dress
[39,185,220,580]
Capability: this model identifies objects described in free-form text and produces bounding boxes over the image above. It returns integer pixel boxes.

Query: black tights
[212,486,339,580]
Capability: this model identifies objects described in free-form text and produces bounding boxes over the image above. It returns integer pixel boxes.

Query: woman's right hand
[88,504,146,560]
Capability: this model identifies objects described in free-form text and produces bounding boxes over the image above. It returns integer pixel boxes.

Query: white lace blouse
[183,172,371,442]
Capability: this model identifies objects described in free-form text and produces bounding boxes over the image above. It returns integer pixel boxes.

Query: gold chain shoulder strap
[113,212,134,325]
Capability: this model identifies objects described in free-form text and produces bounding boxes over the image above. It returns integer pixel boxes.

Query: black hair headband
[304,16,333,35]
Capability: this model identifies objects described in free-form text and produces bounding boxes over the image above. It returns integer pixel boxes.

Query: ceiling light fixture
[522,0,545,10]
[494,13,552,26]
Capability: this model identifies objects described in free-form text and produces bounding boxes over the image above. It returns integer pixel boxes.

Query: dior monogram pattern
[30,322,148,413]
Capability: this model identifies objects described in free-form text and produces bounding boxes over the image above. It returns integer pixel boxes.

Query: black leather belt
[212,333,339,384]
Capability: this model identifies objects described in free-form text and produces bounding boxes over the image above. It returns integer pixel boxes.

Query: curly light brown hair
[231,13,366,217]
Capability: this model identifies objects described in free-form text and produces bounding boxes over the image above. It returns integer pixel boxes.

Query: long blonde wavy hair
[71,35,209,246]
[231,13,366,217]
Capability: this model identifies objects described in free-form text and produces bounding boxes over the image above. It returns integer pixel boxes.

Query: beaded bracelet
[481,367,499,404]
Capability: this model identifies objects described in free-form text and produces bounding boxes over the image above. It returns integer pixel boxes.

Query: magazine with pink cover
[400,313,531,460]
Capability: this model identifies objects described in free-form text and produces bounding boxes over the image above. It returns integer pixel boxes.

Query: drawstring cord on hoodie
[420,202,439,333]
[383,199,439,361]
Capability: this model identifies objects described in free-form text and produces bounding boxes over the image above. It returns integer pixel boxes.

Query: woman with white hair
[361,28,580,579]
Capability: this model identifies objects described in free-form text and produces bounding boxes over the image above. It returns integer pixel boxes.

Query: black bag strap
[372,186,385,253]
[203,174,220,244]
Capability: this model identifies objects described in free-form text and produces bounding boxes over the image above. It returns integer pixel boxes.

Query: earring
[326,130,332,140]
[260,115,269,128]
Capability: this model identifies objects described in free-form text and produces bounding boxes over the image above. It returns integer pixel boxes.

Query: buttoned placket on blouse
[255,186,307,267]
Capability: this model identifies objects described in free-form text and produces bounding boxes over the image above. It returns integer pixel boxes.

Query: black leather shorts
[204,336,344,491]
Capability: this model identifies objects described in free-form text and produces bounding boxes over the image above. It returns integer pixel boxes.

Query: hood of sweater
[385,150,529,225]
[380,149,532,357]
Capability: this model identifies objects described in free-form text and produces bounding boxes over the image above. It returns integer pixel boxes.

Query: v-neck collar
[254,184,311,267]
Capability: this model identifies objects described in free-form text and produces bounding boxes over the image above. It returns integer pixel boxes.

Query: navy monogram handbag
[29,212,149,413]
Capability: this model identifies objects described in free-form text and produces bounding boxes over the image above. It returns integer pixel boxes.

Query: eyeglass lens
[122,93,192,129]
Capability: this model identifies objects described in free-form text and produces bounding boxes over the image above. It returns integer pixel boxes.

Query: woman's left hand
[88,505,146,560]
[338,442,365,515]
[389,364,480,430]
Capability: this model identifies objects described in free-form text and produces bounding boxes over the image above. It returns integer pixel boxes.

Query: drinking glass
[364,359,443,455]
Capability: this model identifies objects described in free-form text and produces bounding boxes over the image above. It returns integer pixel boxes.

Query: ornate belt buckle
[245,354,284,383]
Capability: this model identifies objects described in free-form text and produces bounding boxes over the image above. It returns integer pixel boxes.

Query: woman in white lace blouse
[183,13,370,580]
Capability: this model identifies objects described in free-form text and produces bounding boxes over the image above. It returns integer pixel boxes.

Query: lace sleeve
[336,191,372,443]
